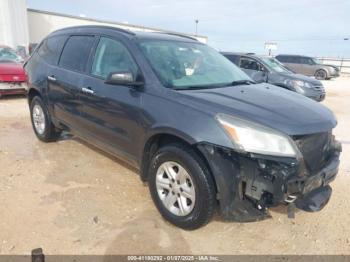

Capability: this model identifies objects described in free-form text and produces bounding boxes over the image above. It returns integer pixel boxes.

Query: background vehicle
[222,52,326,101]
[0,45,27,97]
[25,26,341,229]
[275,54,340,80]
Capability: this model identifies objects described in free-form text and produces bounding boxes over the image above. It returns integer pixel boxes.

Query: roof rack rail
[158,32,198,41]
[53,25,136,36]
[245,52,255,55]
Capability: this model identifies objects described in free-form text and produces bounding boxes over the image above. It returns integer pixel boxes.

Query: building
[0,0,29,50]
[0,0,207,54]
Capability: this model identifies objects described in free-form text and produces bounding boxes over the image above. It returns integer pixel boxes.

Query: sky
[27,0,350,57]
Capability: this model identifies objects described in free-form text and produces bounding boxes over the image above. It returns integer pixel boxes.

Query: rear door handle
[47,75,56,81]
[81,87,95,95]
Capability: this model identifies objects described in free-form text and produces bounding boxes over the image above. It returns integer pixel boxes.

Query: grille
[294,132,332,173]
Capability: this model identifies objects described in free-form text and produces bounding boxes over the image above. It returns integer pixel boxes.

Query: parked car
[0,45,27,97]
[24,26,341,229]
[275,54,340,80]
[222,52,326,102]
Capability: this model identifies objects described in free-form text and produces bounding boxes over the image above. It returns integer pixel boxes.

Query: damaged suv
[25,26,341,230]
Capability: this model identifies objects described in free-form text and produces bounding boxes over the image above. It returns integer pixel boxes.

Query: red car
[0,45,27,97]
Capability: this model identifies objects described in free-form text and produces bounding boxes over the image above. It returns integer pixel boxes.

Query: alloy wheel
[32,104,46,135]
[156,161,196,216]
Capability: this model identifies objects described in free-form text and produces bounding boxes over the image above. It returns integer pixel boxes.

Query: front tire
[315,69,327,80]
[30,96,61,142]
[148,144,216,230]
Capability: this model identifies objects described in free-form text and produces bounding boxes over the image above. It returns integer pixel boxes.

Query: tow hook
[285,195,297,219]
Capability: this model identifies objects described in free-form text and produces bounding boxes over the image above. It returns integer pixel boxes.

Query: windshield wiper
[229,79,256,86]
[173,84,225,90]
[173,80,256,90]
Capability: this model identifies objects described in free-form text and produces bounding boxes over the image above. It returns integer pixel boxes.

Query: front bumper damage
[197,135,342,222]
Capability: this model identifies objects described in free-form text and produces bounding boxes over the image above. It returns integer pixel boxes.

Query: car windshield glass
[311,58,321,64]
[260,57,292,73]
[138,40,251,90]
[0,48,22,63]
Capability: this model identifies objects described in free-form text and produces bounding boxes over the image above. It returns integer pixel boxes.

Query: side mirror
[105,71,144,87]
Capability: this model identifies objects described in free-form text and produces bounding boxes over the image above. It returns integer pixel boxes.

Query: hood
[323,64,339,71]
[280,72,322,86]
[0,62,25,75]
[178,83,336,136]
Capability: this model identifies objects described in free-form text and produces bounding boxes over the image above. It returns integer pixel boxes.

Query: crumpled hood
[178,83,336,135]
[0,62,25,75]
[280,72,322,86]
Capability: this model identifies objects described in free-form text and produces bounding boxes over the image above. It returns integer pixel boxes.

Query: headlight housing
[217,114,298,157]
[284,79,313,94]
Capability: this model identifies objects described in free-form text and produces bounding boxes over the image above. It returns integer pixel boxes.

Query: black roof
[221,52,247,56]
[50,25,199,43]
[276,54,310,58]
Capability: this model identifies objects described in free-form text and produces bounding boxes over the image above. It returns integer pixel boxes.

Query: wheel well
[28,88,42,104]
[140,134,217,192]
[316,68,328,75]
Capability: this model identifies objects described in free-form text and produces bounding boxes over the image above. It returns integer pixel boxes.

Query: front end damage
[197,132,342,222]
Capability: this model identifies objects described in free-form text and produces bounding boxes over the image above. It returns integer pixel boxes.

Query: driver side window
[240,57,264,71]
[91,37,138,79]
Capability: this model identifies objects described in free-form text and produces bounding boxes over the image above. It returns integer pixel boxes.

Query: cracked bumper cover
[197,138,341,222]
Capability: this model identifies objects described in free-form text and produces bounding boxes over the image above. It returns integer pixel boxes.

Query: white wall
[0,0,29,50]
[27,9,207,44]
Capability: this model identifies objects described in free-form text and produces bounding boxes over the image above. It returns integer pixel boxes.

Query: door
[239,57,267,83]
[300,57,316,76]
[284,56,302,73]
[48,35,96,127]
[79,36,143,163]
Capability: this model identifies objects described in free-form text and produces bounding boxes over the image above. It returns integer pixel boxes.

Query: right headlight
[217,114,298,157]
[284,79,313,94]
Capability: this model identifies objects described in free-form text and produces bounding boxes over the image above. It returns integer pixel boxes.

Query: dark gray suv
[222,52,326,101]
[24,26,341,229]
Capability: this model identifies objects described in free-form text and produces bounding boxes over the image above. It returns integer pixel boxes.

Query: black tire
[315,69,327,80]
[148,143,216,230]
[30,96,61,142]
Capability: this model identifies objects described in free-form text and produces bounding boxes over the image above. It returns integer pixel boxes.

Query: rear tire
[315,69,327,80]
[30,96,61,142]
[148,143,216,230]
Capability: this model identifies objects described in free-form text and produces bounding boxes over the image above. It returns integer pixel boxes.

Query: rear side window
[91,37,138,79]
[276,56,287,62]
[37,35,67,65]
[59,35,95,72]
[289,57,300,63]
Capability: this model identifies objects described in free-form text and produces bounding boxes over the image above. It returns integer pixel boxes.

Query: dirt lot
[0,78,349,255]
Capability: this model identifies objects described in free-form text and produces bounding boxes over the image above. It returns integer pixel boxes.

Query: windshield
[260,57,292,73]
[138,40,251,89]
[0,47,22,63]
[311,58,321,65]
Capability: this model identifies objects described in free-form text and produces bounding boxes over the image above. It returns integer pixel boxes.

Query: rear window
[59,35,95,72]
[38,35,67,65]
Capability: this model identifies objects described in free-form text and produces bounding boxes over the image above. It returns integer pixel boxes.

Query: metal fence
[316,57,350,75]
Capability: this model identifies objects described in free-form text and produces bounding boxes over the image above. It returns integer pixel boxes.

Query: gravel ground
[0,77,349,255]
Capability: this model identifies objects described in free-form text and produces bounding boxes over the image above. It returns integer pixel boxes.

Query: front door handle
[47,75,56,81]
[81,87,95,95]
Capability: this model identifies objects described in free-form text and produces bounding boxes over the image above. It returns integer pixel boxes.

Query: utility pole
[195,19,199,36]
